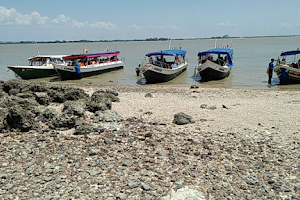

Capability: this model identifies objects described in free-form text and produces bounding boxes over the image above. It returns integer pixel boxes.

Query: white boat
[53,51,125,80]
[7,55,66,79]
[197,48,234,81]
[140,49,188,84]
[274,49,300,84]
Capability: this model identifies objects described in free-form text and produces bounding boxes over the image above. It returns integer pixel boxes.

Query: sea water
[1,36,300,90]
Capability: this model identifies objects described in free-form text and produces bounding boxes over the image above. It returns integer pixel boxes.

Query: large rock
[94,110,123,122]
[161,186,206,200]
[51,113,76,129]
[6,105,36,132]
[0,108,8,131]
[63,101,86,116]
[73,121,96,135]
[63,88,89,101]
[87,92,112,113]
[91,90,120,102]
[2,79,28,94]
[34,92,50,106]
[173,112,195,125]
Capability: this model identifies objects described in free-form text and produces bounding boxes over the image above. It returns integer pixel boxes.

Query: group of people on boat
[147,55,184,69]
[67,56,119,67]
[198,54,229,66]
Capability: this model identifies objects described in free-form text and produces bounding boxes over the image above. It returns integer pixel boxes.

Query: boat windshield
[279,53,300,68]
[148,54,186,69]
[199,53,230,66]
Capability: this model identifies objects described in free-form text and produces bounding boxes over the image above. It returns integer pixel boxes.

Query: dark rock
[6,105,36,132]
[92,90,119,102]
[43,108,58,119]
[145,93,153,98]
[16,92,34,99]
[87,94,112,113]
[73,121,95,135]
[51,113,76,129]
[9,88,20,95]
[63,88,89,101]
[63,101,86,116]
[173,112,195,125]
[0,108,8,131]
[94,110,123,122]
[2,79,28,94]
[47,89,66,103]
[34,92,50,106]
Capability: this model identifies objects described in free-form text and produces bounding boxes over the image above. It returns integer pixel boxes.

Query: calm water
[2,36,300,90]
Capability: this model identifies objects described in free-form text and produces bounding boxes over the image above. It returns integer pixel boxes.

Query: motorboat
[274,49,300,84]
[53,51,125,80]
[7,55,66,79]
[140,49,188,84]
[197,48,233,81]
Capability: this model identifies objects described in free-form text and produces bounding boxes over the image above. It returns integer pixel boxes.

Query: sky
[1,0,300,42]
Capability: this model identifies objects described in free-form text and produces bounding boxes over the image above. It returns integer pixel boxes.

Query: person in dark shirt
[268,58,275,85]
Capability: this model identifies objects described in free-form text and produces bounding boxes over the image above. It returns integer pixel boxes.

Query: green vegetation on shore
[1,35,299,45]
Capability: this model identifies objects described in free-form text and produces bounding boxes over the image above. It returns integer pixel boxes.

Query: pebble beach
[0,80,300,199]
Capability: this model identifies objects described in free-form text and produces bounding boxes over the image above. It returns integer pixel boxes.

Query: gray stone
[116,193,127,200]
[128,181,139,189]
[87,170,101,176]
[141,183,151,191]
[173,112,195,125]
[94,110,123,122]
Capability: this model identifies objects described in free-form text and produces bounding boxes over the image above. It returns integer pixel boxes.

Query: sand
[81,84,300,144]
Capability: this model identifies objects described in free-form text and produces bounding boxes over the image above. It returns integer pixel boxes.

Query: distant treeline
[1,35,299,44]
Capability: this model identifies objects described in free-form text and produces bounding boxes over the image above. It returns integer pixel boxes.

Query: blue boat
[197,48,234,81]
[274,49,300,84]
[140,49,188,84]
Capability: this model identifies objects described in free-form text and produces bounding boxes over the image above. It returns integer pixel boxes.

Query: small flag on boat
[84,48,88,53]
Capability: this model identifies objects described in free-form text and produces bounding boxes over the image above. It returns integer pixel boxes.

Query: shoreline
[1,81,299,199]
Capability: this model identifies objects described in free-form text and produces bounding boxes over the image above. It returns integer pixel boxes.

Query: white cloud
[127,24,181,30]
[280,23,293,28]
[216,22,238,27]
[0,6,49,25]
[52,14,71,24]
[0,6,118,30]
[128,24,142,29]
[90,21,118,30]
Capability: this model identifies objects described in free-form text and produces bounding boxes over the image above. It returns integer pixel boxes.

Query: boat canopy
[28,55,66,61]
[146,49,186,57]
[280,50,300,56]
[63,51,120,60]
[198,48,233,65]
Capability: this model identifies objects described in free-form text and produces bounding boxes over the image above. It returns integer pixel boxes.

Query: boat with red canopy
[53,51,125,80]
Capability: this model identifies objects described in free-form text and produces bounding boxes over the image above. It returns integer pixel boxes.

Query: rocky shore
[0,80,299,199]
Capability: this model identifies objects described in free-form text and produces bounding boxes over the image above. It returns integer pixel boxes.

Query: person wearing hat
[268,58,275,85]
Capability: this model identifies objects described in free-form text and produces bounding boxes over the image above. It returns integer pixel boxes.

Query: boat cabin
[28,55,65,66]
[198,48,233,67]
[62,52,120,67]
[146,49,186,69]
[278,49,300,69]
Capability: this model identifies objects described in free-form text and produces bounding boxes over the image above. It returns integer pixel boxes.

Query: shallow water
[2,36,300,90]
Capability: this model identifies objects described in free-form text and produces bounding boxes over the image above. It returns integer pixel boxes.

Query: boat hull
[198,60,231,81]
[141,62,188,84]
[8,66,58,80]
[54,61,125,80]
[274,64,300,84]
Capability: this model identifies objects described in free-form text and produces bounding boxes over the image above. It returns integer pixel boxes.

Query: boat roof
[146,49,186,57]
[280,50,300,56]
[198,48,234,65]
[62,51,120,60]
[197,48,233,56]
[28,55,67,61]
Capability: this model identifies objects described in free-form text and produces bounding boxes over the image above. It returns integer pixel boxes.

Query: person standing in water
[268,58,275,85]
